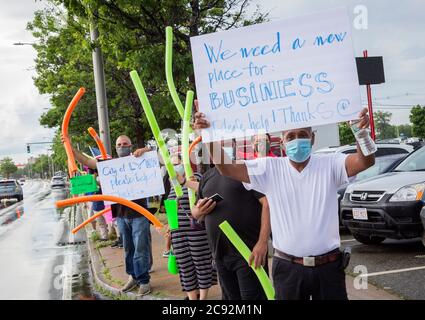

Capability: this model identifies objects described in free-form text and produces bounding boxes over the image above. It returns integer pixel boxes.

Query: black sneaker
[110,240,120,248]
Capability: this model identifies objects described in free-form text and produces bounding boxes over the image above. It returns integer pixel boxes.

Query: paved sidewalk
[85,211,401,300]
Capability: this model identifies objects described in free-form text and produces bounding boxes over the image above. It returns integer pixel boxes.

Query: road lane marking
[358,265,425,278]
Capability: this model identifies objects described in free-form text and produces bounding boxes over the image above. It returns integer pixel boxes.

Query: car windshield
[0,181,16,190]
[355,156,403,181]
[393,146,425,172]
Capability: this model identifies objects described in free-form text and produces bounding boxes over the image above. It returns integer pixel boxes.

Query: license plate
[353,208,368,220]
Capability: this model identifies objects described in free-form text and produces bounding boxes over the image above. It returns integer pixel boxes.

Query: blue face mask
[285,138,312,163]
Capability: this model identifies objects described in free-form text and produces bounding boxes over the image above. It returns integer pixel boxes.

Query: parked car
[421,207,425,247]
[406,140,425,150]
[315,143,413,157]
[337,154,407,214]
[406,137,421,144]
[18,178,26,185]
[51,176,66,189]
[340,146,425,245]
[0,179,24,202]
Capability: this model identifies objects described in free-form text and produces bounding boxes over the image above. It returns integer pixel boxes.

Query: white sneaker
[120,276,138,293]
[99,226,109,240]
[137,283,151,296]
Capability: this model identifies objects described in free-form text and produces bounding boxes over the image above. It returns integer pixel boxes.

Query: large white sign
[96,152,164,204]
[190,7,362,142]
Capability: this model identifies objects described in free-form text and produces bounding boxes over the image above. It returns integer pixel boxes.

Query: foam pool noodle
[72,207,111,234]
[62,87,86,177]
[165,26,184,119]
[167,254,179,274]
[56,195,163,228]
[129,70,183,197]
[219,220,275,300]
[88,127,108,160]
[164,199,178,231]
[182,91,196,208]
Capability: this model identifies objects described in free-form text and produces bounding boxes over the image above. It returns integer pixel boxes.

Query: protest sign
[190,7,362,142]
[96,152,164,204]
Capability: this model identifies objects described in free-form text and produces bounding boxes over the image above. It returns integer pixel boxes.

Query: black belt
[274,248,341,267]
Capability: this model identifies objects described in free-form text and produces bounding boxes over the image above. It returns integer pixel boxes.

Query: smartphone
[208,193,224,203]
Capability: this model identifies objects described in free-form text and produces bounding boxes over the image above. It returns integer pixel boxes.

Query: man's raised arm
[193,110,250,183]
[61,135,97,170]
[345,108,376,177]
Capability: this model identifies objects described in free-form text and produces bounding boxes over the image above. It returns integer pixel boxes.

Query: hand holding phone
[208,193,224,203]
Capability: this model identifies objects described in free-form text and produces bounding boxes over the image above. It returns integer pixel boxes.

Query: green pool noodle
[165,26,184,119]
[164,199,179,231]
[130,70,183,197]
[168,253,179,274]
[182,90,196,208]
[219,220,275,300]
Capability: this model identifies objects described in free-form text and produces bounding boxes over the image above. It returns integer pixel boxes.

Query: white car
[406,137,421,143]
[314,143,413,157]
[51,176,66,188]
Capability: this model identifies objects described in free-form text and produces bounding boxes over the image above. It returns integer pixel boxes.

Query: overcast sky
[0,0,424,164]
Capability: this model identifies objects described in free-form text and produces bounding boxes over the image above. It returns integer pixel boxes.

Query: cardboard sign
[190,7,362,142]
[96,152,165,204]
[70,174,98,195]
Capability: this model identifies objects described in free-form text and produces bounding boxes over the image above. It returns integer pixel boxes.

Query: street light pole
[13,42,35,46]
[90,16,112,155]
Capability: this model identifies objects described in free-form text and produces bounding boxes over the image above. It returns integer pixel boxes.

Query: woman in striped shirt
[163,154,216,300]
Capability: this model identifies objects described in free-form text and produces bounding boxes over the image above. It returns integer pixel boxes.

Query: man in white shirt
[193,106,375,300]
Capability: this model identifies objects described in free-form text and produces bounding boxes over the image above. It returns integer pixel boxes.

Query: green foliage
[338,122,355,145]
[373,111,395,139]
[28,0,268,168]
[0,157,18,179]
[396,124,413,138]
[29,154,57,179]
[410,105,425,138]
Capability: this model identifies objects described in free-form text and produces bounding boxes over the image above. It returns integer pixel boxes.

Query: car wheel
[421,232,425,248]
[352,233,386,245]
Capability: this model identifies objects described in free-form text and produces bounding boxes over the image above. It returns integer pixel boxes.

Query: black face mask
[116,146,131,157]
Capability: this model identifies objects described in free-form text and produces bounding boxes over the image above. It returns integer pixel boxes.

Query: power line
[372,93,425,100]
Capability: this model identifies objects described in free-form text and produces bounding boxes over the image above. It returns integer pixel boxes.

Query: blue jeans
[117,216,151,285]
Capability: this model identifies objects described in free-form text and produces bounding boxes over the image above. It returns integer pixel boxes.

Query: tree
[0,158,18,179]
[410,105,425,138]
[373,111,394,139]
[395,124,412,138]
[32,155,50,179]
[28,0,268,164]
[338,122,355,145]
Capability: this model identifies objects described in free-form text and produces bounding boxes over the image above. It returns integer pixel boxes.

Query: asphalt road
[0,180,94,300]
[340,230,425,300]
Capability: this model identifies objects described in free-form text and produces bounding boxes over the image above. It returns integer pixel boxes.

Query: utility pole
[90,14,112,155]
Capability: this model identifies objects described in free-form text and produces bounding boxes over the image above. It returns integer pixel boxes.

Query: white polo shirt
[244,153,349,257]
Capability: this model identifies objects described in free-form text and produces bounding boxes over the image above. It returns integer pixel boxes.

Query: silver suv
[315,143,413,157]
[0,179,23,202]
[341,146,425,245]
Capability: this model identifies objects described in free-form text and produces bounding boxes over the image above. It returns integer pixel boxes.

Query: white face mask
[173,164,185,176]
